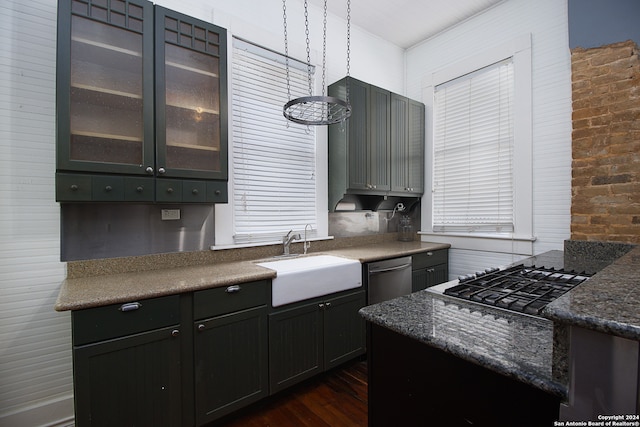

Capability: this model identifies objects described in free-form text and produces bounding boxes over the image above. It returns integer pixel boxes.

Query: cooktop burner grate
[443,265,592,315]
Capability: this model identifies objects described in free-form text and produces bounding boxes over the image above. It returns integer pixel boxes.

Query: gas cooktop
[441,265,593,316]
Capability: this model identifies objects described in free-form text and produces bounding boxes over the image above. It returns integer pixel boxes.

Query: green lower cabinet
[411,250,449,292]
[71,283,366,424]
[193,305,268,425]
[269,289,366,394]
[412,263,449,292]
[73,326,183,427]
[324,291,367,369]
[269,300,323,394]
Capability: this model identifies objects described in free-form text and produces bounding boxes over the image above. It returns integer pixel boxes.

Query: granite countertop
[359,286,567,398]
[544,245,640,341]
[55,240,449,311]
[326,240,450,262]
[54,260,276,311]
[360,243,640,400]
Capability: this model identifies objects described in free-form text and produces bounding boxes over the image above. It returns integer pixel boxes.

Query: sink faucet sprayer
[304,224,312,254]
[282,230,301,255]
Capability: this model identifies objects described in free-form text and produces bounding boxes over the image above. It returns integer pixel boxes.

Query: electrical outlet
[161,209,180,220]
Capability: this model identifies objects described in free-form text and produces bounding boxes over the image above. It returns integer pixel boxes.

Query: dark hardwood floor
[213,360,368,427]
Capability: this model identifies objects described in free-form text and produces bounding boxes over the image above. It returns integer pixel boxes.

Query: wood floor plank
[212,360,367,427]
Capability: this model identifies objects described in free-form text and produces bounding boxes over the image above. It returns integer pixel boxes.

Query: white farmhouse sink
[256,255,362,307]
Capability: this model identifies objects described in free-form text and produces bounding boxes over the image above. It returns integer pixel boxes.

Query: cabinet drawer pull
[192,188,199,195]
[171,329,180,337]
[166,187,174,194]
[70,184,78,191]
[427,252,433,256]
[119,302,142,312]
[105,185,112,192]
[136,186,144,193]
[197,324,205,332]
[225,285,241,294]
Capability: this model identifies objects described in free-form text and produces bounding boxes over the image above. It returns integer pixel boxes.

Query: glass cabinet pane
[69,15,144,165]
[163,43,221,173]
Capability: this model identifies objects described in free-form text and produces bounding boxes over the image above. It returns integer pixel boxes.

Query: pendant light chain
[346,0,351,102]
[281,0,352,126]
[303,0,313,96]
[322,0,327,97]
[283,0,291,101]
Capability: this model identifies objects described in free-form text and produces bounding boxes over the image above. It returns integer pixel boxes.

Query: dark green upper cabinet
[154,6,227,181]
[56,0,155,176]
[368,85,391,192]
[391,95,424,194]
[328,77,424,211]
[56,0,228,203]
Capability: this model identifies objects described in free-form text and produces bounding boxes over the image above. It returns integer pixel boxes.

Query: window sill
[418,231,536,255]
[210,236,335,251]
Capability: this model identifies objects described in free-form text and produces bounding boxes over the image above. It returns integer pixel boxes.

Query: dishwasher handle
[369,263,412,274]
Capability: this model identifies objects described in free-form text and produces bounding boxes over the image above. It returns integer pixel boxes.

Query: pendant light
[282,0,352,126]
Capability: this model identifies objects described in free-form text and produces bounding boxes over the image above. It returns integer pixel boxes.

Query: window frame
[420,34,534,255]
[213,37,329,248]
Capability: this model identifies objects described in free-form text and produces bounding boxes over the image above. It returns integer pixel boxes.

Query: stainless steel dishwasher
[367,256,412,304]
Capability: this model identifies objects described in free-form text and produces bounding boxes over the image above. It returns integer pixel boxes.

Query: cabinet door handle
[145,166,154,174]
[325,302,332,309]
[225,285,241,294]
[171,329,180,337]
[427,252,433,256]
[319,303,325,309]
[136,186,144,193]
[197,324,205,332]
[158,167,166,174]
[119,302,142,312]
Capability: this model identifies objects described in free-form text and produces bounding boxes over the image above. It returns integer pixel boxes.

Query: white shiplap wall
[0,0,404,425]
[407,0,572,278]
[0,1,73,426]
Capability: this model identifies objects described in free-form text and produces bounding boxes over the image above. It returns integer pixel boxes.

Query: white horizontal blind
[232,38,317,244]
[433,59,514,233]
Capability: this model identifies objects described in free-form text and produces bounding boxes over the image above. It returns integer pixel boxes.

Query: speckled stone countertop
[359,259,570,398]
[55,239,449,311]
[360,243,640,399]
[545,244,640,341]
[360,289,566,397]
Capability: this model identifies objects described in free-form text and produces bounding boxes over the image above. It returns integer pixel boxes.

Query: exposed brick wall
[571,40,640,243]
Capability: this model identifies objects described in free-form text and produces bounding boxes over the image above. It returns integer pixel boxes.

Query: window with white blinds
[231,38,317,244]
[433,59,514,233]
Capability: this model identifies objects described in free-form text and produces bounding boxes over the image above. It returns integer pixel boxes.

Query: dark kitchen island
[359,275,564,426]
[360,244,640,426]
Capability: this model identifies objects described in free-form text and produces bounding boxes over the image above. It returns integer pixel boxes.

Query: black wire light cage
[282,0,352,126]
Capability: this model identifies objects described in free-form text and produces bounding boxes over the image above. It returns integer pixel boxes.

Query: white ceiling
[306,0,504,49]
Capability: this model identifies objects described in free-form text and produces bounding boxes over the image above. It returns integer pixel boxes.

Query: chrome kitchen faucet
[282,230,301,255]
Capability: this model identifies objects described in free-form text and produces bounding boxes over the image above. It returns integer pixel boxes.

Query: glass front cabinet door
[56,0,228,203]
[155,6,227,181]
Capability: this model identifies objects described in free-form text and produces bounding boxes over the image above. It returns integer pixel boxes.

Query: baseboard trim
[0,395,74,427]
